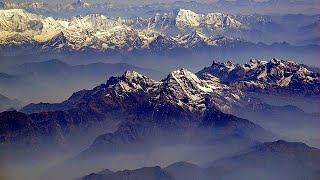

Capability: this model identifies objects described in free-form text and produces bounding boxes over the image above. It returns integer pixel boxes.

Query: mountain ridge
[0,67,274,152]
[197,58,320,95]
[79,140,320,180]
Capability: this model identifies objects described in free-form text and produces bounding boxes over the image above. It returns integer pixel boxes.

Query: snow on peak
[198,59,320,94]
[206,12,242,30]
[0,9,43,32]
[154,67,241,112]
[146,9,244,32]
[175,9,203,28]
[0,8,247,50]
[124,71,145,80]
[244,59,268,69]
[81,68,244,113]
[173,9,243,31]
[224,61,237,68]
[117,71,158,92]
[165,68,227,98]
[101,71,158,95]
[168,68,200,82]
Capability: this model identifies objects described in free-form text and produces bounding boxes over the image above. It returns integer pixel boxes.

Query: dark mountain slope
[82,167,175,180]
[207,140,320,180]
[80,140,320,180]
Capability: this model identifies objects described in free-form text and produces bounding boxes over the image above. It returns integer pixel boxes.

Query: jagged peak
[167,68,200,83]
[174,9,203,27]
[104,70,158,92]
[123,70,145,80]
[243,59,268,68]
[210,60,237,69]
[158,67,237,113]
[268,58,299,67]
[198,59,320,94]
[224,60,236,66]
[211,60,222,66]
[209,59,305,70]
[270,58,282,64]
[164,68,220,95]
[205,12,230,21]
[172,68,195,75]
[105,71,154,87]
[249,59,267,64]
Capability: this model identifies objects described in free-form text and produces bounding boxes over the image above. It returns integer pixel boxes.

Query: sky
[2,0,268,5]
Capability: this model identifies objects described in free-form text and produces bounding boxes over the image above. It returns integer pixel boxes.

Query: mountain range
[0,59,319,180]
[1,59,319,150]
[197,59,320,95]
[0,8,256,51]
[1,1,320,180]
[0,8,319,59]
[79,140,320,180]
[0,67,270,148]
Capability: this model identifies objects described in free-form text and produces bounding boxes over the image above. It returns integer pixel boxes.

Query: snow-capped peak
[205,12,242,30]
[175,9,203,28]
[172,9,243,31]
[66,68,244,114]
[167,68,201,84]
[124,71,147,81]
[163,68,230,101]
[197,59,320,94]
[147,68,241,112]
[114,70,159,92]
[0,8,38,20]
[0,8,248,50]
[0,9,42,32]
